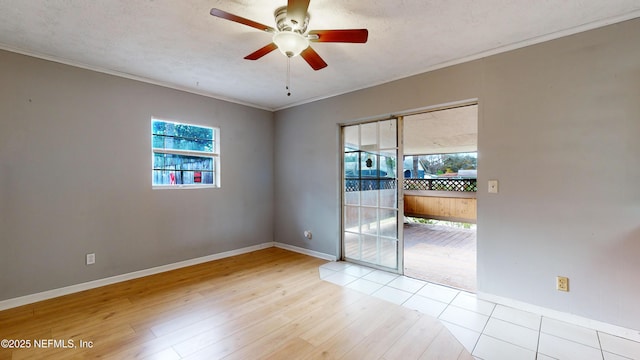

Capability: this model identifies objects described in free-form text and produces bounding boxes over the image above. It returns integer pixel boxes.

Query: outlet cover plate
[556,276,569,291]
[86,253,95,265]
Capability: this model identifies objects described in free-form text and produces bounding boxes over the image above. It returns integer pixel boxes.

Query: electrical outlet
[86,253,95,265]
[556,276,569,292]
[304,230,312,240]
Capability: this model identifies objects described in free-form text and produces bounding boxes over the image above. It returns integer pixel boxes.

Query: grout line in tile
[473,305,492,353]
[596,330,605,360]
[535,315,543,358]
[317,264,623,360]
[482,333,540,353]
[540,317,603,351]
[471,298,499,355]
[450,289,462,303]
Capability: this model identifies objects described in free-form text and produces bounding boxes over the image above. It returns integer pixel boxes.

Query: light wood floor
[0,248,472,359]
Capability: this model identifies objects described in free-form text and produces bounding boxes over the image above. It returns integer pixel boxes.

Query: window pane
[153,153,215,185]
[344,125,359,151]
[152,135,213,152]
[360,207,378,235]
[177,137,212,152]
[344,151,360,178]
[362,235,378,263]
[152,120,214,153]
[360,185,378,207]
[360,122,377,150]
[153,153,165,168]
[379,150,397,208]
[379,150,396,178]
[360,152,377,178]
[153,154,213,170]
[344,232,361,260]
[174,124,213,140]
[361,152,378,206]
[379,209,398,238]
[344,151,360,205]
[380,184,397,208]
[379,119,396,149]
[344,182,360,205]
[152,120,167,135]
[380,239,397,268]
[152,134,165,149]
[153,169,215,185]
[344,206,360,233]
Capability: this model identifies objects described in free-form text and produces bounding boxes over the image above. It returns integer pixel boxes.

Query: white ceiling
[404,105,478,155]
[1,1,639,111]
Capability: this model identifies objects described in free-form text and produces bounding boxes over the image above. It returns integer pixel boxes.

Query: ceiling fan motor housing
[274,6,309,33]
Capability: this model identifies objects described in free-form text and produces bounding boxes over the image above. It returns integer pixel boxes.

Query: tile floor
[319,261,640,360]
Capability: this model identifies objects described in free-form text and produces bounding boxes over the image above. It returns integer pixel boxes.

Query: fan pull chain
[286,57,291,96]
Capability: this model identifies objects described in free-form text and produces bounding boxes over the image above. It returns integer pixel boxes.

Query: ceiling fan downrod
[286,57,291,96]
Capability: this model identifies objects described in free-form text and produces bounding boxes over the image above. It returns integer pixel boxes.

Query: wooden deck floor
[404,223,477,292]
[0,248,472,360]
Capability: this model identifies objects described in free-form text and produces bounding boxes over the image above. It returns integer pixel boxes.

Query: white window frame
[151,118,220,189]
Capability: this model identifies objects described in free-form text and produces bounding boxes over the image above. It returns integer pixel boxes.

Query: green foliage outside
[406,217,476,229]
[417,153,477,176]
[384,155,396,177]
[153,120,214,152]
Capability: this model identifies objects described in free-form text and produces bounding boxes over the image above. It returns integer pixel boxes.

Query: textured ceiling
[0,1,639,110]
[404,105,478,155]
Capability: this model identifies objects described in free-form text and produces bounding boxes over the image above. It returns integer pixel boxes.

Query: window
[152,118,219,188]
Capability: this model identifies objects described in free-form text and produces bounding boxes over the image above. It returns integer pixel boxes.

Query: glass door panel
[341,118,402,272]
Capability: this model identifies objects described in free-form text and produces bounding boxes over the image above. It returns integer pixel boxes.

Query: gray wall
[0,50,274,300]
[274,19,640,329]
[1,17,638,331]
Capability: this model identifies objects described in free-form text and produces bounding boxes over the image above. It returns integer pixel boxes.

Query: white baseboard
[0,242,336,311]
[478,292,640,342]
[274,242,337,261]
[0,242,275,311]
[4,242,638,345]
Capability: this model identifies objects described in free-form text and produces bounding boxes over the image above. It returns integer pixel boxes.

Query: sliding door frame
[340,116,404,274]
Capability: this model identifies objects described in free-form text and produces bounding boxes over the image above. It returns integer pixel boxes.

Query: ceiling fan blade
[210,8,275,32]
[287,0,311,27]
[244,43,278,60]
[309,29,369,43]
[300,46,327,71]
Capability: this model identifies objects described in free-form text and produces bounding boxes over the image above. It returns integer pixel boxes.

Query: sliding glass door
[342,118,402,272]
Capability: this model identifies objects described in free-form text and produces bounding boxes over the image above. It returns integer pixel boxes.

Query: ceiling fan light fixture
[273,31,309,58]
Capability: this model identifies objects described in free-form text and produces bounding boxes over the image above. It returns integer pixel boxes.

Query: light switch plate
[488,180,499,193]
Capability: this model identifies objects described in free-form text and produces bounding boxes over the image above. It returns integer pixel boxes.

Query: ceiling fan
[209,0,368,71]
